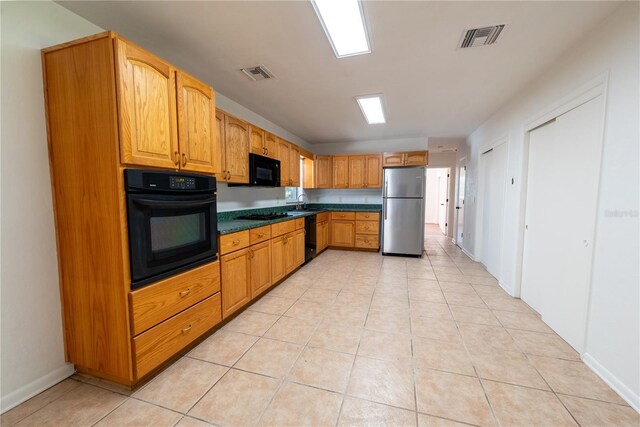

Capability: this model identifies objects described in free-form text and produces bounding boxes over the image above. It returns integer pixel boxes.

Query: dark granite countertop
[217,203,382,235]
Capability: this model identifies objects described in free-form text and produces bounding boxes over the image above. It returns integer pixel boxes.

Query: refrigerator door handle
[384,197,388,220]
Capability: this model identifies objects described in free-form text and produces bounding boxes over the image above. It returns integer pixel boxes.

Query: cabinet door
[365,154,383,188]
[176,71,216,174]
[331,220,355,247]
[249,125,265,156]
[382,152,405,167]
[249,241,271,298]
[284,233,296,274]
[294,229,305,267]
[264,132,278,159]
[404,151,429,166]
[271,236,286,283]
[277,138,291,186]
[290,145,301,187]
[224,115,250,183]
[221,248,251,319]
[315,223,323,252]
[115,38,178,169]
[348,155,366,188]
[214,110,225,177]
[332,156,349,188]
[323,222,329,250]
[314,155,332,189]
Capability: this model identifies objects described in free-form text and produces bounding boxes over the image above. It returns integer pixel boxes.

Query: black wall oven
[125,169,217,289]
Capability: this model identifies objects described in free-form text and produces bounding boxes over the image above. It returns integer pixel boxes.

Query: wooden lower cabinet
[250,240,272,298]
[271,235,286,283]
[294,229,305,266]
[316,220,329,253]
[284,232,296,274]
[331,220,355,247]
[133,294,221,378]
[221,248,251,319]
[355,234,379,249]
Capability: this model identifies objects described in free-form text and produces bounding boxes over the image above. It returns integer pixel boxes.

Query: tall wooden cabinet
[42,31,222,386]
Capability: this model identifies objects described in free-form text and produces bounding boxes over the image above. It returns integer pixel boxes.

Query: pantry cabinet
[176,71,216,174]
[116,38,179,169]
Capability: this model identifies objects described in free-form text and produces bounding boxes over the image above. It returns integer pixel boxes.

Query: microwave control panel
[169,176,196,190]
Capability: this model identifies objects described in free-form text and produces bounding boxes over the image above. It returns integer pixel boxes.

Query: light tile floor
[3,226,638,426]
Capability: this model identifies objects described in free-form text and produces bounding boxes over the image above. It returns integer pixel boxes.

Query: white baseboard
[0,364,75,413]
[582,353,640,413]
[461,247,476,261]
[498,280,516,297]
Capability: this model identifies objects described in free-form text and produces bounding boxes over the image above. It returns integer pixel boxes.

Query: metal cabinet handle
[182,153,187,166]
[173,151,180,166]
[257,233,264,238]
[179,288,191,298]
[181,324,192,334]
[232,239,240,245]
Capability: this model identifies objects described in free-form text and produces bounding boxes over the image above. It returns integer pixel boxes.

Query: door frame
[476,137,508,279]
[515,73,609,355]
[424,166,451,237]
[454,156,466,248]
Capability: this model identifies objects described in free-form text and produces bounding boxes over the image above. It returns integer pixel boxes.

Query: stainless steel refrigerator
[382,167,426,256]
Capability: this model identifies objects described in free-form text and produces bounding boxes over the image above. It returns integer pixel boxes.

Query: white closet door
[521,96,604,353]
[481,143,507,279]
[456,165,466,247]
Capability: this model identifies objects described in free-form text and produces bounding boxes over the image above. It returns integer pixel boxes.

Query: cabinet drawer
[316,212,329,222]
[133,294,221,378]
[355,221,379,235]
[355,234,379,249]
[355,212,380,221]
[249,225,271,245]
[129,261,220,336]
[331,211,355,220]
[271,219,295,237]
[220,230,250,255]
[295,218,305,230]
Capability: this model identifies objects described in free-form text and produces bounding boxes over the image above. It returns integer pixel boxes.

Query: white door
[481,143,507,279]
[438,170,449,235]
[456,165,466,247]
[521,96,604,353]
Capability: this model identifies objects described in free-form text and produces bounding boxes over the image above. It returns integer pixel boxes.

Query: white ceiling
[58,1,620,144]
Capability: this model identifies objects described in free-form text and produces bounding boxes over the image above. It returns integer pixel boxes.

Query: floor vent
[459,24,505,48]
[241,65,275,81]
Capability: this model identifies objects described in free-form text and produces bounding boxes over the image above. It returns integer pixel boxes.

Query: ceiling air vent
[459,24,505,48]
[240,65,275,81]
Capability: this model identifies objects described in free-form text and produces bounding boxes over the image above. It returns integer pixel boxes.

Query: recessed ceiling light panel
[311,0,371,58]
[356,95,386,124]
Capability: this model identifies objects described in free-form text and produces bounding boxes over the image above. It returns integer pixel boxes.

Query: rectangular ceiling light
[356,95,386,124]
[311,0,371,58]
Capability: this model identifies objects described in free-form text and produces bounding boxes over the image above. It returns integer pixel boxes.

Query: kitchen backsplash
[216,183,288,212]
[304,188,382,204]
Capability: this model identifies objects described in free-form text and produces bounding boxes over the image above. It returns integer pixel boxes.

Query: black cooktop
[236,212,292,221]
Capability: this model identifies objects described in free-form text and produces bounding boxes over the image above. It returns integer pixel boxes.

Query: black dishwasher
[304,215,317,263]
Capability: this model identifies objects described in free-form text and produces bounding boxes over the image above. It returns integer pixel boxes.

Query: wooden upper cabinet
[249,125,265,156]
[290,144,301,187]
[382,152,405,167]
[214,109,225,176]
[115,38,178,169]
[332,156,349,188]
[223,115,250,183]
[264,132,278,159]
[405,151,429,166]
[382,151,428,167]
[348,155,366,188]
[277,138,291,186]
[176,71,216,174]
[365,154,382,188]
[314,155,332,189]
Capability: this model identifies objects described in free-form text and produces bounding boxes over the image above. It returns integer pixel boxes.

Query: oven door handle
[132,196,217,209]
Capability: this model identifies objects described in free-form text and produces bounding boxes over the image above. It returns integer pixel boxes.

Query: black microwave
[231,153,281,187]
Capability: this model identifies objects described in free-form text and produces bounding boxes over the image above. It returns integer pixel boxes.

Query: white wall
[0,1,104,411]
[305,188,382,205]
[463,2,639,409]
